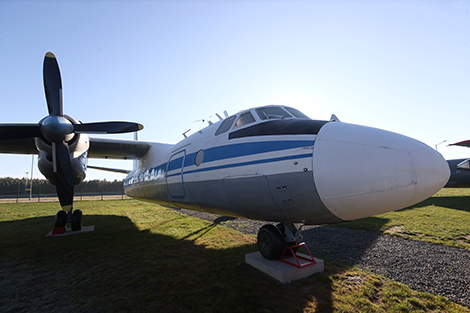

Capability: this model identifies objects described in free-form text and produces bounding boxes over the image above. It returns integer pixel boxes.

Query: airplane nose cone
[313,122,450,221]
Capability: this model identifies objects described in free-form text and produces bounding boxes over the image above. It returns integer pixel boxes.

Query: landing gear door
[223,174,281,219]
[166,150,186,198]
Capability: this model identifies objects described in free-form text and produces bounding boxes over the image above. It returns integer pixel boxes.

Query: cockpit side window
[256,107,292,120]
[284,107,310,119]
[215,115,236,135]
[234,112,255,128]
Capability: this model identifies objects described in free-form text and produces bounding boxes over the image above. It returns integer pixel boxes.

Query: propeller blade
[0,124,41,139]
[74,121,143,134]
[54,141,74,210]
[43,52,63,116]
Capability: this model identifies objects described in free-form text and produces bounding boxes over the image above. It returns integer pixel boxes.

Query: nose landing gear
[257,225,285,260]
[258,223,315,266]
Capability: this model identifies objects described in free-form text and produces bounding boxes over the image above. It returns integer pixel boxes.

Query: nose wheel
[257,223,304,260]
[257,225,286,260]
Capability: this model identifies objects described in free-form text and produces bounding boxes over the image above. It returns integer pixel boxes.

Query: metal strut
[279,242,317,268]
[280,223,303,242]
[278,223,317,268]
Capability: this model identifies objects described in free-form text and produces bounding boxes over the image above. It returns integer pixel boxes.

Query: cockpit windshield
[215,106,311,137]
[256,107,292,120]
[284,107,310,119]
[234,111,256,128]
[215,115,236,135]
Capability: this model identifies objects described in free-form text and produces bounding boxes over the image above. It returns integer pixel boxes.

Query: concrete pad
[46,226,95,237]
[245,251,324,284]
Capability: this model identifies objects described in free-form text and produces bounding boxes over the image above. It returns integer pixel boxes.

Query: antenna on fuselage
[330,114,341,122]
[195,115,214,126]
[215,113,223,120]
[183,129,191,138]
[223,110,228,118]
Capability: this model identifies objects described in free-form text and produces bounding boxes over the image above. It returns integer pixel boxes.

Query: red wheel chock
[51,227,66,235]
[279,242,316,268]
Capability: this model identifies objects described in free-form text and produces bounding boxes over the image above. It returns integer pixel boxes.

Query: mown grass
[0,200,468,312]
[336,188,470,249]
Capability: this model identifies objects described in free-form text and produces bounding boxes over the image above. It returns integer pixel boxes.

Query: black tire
[54,210,67,228]
[71,209,82,231]
[257,225,286,260]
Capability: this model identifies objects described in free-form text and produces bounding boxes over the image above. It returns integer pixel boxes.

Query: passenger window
[234,112,255,128]
[215,115,236,135]
[256,107,292,120]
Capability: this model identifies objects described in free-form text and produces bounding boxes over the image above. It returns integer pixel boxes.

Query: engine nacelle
[35,127,90,186]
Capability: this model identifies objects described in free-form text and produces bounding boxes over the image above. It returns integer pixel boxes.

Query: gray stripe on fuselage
[127,171,342,224]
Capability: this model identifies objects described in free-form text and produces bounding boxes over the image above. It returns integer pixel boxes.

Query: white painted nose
[313,122,450,221]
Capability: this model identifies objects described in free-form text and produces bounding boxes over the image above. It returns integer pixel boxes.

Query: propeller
[42,52,75,212]
[53,141,74,210]
[0,52,143,218]
[44,52,63,116]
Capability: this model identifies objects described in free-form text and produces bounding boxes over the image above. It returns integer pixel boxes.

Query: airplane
[445,159,470,187]
[0,53,450,260]
[448,140,470,172]
[444,141,470,187]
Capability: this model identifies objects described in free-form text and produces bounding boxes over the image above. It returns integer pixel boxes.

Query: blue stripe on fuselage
[181,152,313,176]
[184,140,314,168]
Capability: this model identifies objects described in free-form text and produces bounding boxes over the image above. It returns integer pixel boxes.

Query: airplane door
[166,150,186,198]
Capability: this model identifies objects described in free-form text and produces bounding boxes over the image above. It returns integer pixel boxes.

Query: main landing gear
[257,223,303,260]
[52,208,82,234]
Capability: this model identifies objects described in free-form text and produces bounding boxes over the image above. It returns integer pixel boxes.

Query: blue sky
[0,0,469,181]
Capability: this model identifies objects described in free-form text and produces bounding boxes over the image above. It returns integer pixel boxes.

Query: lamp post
[25,172,28,198]
[29,155,34,201]
[435,140,447,151]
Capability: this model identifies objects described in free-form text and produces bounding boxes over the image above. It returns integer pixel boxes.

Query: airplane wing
[0,137,152,160]
[87,137,152,159]
[86,165,131,174]
[0,138,37,154]
[449,140,470,147]
[448,140,470,171]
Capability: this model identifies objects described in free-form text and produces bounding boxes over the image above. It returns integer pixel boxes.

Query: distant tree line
[0,177,124,196]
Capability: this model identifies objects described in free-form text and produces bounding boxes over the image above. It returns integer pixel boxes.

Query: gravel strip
[175,208,470,306]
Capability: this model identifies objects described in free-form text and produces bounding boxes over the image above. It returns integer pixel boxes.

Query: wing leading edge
[449,140,470,148]
[0,138,37,154]
[449,140,470,171]
[88,137,151,159]
[0,137,152,160]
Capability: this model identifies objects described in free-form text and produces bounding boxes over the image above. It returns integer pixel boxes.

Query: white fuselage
[124,105,450,224]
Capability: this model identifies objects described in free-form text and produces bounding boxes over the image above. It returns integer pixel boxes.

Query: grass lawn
[335,188,470,249]
[0,199,468,312]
